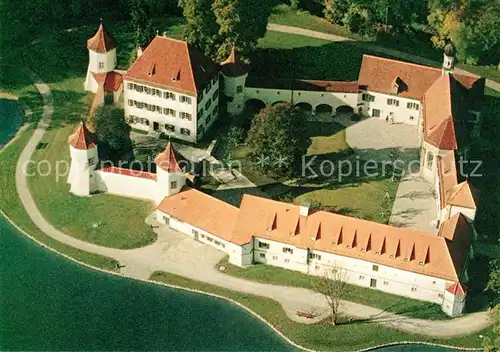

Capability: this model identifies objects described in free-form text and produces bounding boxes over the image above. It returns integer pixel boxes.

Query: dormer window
[389,254,395,259]
[419,261,425,265]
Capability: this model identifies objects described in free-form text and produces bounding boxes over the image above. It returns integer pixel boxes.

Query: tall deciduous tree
[212,0,275,60]
[246,103,310,177]
[131,3,155,49]
[311,266,350,325]
[93,106,132,159]
[323,0,351,25]
[179,0,221,59]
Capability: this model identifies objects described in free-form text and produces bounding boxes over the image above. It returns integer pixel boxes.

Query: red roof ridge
[185,41,197,93]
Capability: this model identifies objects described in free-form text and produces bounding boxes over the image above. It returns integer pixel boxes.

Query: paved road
[13,73,492,339]
[267,23,500,92]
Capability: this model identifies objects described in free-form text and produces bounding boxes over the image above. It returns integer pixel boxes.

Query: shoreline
[0,122,29,153]
[0,210,483,352]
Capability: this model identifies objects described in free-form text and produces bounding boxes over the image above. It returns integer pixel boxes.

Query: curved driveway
[13,72,491,340]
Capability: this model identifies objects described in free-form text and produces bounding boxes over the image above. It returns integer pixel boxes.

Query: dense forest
[0,0,498,66]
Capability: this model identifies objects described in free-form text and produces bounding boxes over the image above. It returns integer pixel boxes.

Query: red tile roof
[67,121,97,150]
[221,47,250,77]
[246,76,358,93]
[104,71,123,92]
[100,167,157,181]
[446,282,467,295]
[157,187,239,242]
[447,181,479,209]
[124,36,219,95]
[230,194,471,281]
[154,142,181,172]
[437,151,458,209]
[87,24,117,53]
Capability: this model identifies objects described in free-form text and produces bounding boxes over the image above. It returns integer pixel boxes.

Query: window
[236,85,243,94]
[284,259,290,264]
[407,102,419,110]
[372,265,379,272]
[383,281,389,286]
[362,93,375,102]
[411,287,417,292]
[315,265,320,270]
[214,240,221,246]
[372,109,381,117]
[359,275,365,280]
[164,124,175,132]
[179,112,192,121]
[145,87,152,95]
[180,128,191,136]
[387,98,399,107]
[258,241,270,249]
[192,229,199,236]
[432,281,436,284]
[163,108,176,117]
[282,247,293,254]
[128,99,133,106]
[409,116,415,121]
[170,181,177,189]
[201,234,205,238]
[309,253,322,261]
[180,95,192,104]
[163,91,175,100]
[272,256,278,260]
[154,89,161,97]
[259,253,265,259]
[127,83,133,90]
[99,62,104,69]
[438,293,444,299]
[207,237,213,242]
[426,151,434,169]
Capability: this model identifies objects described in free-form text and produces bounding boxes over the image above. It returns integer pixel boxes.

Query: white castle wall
[93,170,157,201]
[358,90,421,125]
[84,48,117,93]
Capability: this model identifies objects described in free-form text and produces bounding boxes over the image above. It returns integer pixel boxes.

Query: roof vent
[147,63,155,76]
[172,69,180,82]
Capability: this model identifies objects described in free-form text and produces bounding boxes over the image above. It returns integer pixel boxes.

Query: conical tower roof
[87,23,117,53]
[68,121,97,150]
[155,142,181,172]
[221,46,249,77]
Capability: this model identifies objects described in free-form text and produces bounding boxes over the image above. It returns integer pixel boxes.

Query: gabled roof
[124,36,219,95]
[221,47,250,77]
[154,142,181,173]
[447,181,480,209]
[87,24,117,53]
[92,71,123,92]
[230,195,472,281]
[157,187,239,242]
[245,76,358,93]
[357,55,482,101]
[437,151,458,209]
[446,282,467,295]
[68,121,97,150]
[423,74,467,150]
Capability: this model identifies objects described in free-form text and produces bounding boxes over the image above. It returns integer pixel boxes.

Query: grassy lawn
[150,271,492,351]
[268,4,500,83]
[217,257,448,320]
[0,64,120,269]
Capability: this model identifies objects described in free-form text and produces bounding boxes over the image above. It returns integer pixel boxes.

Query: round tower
[154,142,186,204]
[84,22,117,93]
[67,121,99,196]
[220,47,250,116]
[442,43,456,73]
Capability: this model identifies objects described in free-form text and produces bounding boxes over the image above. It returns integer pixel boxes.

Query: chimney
[299,200,310,217]
[137,47,143,58]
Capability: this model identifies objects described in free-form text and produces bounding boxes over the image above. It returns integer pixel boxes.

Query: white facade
[123,76,219,143]
[93,170,157,201]
[223,73,249,116]
[358,90,421,125]
[252,237,448,304]
[67,145,98,196]
[156,167,186,204]
[84,48,117,93]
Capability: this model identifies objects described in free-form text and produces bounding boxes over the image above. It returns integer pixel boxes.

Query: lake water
[0,98,24,149]
[0,116,461,351]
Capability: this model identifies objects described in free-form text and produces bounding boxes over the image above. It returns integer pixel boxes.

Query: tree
[482,305,500,352]
[212,0,276,60]
[93,106,132,159]
[179,0,221,59]
[246,103,310,177]
[342,3,375,35]
[131,3,155,49]
[311,265,350,325]
[486,259,500,296]
[323,0,351,25]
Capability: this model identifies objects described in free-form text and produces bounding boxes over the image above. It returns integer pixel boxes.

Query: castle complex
[74,23,486,317]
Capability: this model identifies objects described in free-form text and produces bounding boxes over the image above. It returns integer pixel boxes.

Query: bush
[343,4,374,35]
